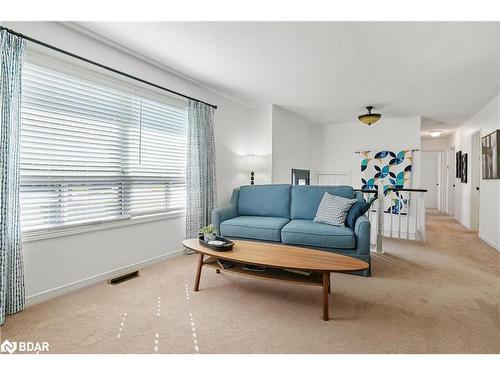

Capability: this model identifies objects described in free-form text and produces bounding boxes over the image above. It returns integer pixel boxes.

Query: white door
[471,131,481,230]
[437,152,443,211]
[421,152,439,209]
[446,147,455,215]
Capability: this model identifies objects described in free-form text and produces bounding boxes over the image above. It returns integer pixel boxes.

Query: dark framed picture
[461,153,468,183]
[456,151,462,179]
[482,130,499,179]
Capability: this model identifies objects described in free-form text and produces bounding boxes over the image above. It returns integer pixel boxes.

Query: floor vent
[108,270,139,285]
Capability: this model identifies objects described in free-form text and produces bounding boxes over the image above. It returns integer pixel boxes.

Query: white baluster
[376,185,384,252]
[398,192,402,239]
[415,193,420,240]
[389,195,393,238]
[406,191,411,240]
[421,193,426,242]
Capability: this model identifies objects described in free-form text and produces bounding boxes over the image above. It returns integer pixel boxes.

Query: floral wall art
[359,150,414,213]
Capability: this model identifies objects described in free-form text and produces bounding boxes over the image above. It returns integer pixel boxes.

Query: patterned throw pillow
[313,192,357,227]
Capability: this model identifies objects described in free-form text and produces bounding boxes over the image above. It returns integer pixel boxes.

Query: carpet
[1,210,499,353]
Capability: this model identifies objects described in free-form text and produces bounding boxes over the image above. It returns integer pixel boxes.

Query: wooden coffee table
[182,239,369,321]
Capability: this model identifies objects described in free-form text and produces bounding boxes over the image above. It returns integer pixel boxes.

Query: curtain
[185,100,217,240]
[0,30,26,325]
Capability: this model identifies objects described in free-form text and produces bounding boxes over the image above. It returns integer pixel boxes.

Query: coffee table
[182,239,369,321]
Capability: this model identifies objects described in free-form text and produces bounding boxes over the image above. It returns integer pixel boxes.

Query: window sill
[22,211,186,243]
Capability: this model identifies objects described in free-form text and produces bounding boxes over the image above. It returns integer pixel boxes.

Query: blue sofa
[212,184,371,276]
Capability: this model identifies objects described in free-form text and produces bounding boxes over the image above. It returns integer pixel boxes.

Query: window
[20,57,187,234]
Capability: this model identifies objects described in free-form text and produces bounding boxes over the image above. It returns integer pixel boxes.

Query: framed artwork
[482,130,499,179]
[456,151,462,179]
[461,153,468,183]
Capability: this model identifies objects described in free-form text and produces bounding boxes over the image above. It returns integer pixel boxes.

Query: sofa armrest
[212,204,237,234]
[212,187,240,234]
[354,215,371,255]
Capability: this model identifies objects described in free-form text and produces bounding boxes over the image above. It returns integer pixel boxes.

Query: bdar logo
[0,339,17,354]
[0,339,49,354]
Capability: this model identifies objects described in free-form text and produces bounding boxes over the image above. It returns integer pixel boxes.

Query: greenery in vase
[199,224,217,236]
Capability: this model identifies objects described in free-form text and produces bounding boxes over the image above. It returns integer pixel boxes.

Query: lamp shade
[358,106,382,126]
[242,154,265,172]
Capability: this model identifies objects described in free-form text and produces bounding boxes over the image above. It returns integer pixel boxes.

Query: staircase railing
[355,187,428,252]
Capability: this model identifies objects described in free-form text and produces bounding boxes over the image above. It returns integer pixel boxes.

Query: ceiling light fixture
[430,131,442,138]
[358,106,382,126]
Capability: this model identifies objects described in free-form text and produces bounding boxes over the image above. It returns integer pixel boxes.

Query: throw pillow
[345,200,372,230]
[313,192,356,227]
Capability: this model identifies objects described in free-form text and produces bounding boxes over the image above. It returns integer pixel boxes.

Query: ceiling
[72,22,500,136]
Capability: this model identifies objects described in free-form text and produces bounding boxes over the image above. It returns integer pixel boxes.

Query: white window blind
[20,60,187,234]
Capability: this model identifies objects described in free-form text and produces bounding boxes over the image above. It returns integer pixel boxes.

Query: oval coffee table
[182,239,369,321]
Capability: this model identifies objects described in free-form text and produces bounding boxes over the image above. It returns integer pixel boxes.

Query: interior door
[446,147,455,215]
[471,131,481,230]
[421,151,439,209]
[437,152,442,211]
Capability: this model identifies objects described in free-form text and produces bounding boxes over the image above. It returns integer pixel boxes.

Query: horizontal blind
[125,98,187,216]
[20,60,187,233]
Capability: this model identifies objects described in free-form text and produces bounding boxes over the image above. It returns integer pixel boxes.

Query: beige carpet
[1,210,499,354]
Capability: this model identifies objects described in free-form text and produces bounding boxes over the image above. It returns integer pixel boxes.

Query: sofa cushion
[220,216,290,242]
[281,219,356,249]
[238,184,291,218]
[291,185,355,220]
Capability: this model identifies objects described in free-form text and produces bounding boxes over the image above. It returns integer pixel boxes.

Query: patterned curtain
[185,100,217,240]
[0,30,26,325]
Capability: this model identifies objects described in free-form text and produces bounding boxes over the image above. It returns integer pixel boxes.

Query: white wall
[451,95,500,250]
[23,217,185,304]
[246,105,273,185]
[2,21,274,302]
[421,137,451,152]
[271,106,314,184]
[216,104,273,199]
[310,116,422,188]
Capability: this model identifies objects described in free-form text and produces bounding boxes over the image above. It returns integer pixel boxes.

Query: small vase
[204,233,216,241]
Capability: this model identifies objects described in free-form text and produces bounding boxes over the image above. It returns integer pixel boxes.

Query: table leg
[194,253,204,292]
[322,271,330,321]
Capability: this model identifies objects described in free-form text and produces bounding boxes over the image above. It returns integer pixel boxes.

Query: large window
[20,56,187,234]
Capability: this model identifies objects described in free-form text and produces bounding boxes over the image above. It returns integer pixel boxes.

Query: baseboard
[456,220,472,231]
[454,220,497,250]
[478,234,500,251]
[25,249,184,306]
[462,223,472,231]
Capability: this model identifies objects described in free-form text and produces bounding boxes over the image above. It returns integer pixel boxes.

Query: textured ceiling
[73,22,500,135]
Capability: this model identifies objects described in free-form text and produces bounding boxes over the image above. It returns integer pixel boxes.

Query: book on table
[283,268,312,276]
[242,264,267,272]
